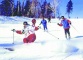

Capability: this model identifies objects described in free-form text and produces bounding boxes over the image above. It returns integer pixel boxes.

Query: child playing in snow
[12,21,39,43]
[57,16,71,39]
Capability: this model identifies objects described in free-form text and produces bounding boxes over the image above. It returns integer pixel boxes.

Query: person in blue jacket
[40,17,48,31]
[57,16,71,39]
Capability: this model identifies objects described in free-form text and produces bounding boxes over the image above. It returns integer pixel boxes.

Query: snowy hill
[0,16,83,60]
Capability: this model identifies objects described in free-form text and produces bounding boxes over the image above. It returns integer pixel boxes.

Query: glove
[11,29,16,32]
[35,26,39,31]
[38,26,41,29]
[70,22,71,25]
[22,30,25,34]
[57,23,59,25]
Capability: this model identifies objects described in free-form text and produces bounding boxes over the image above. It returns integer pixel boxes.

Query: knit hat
[23,21,29,25]
[61,16,64,19]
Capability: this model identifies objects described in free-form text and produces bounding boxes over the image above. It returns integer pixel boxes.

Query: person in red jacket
[57,16,71,39]
[32,19,36,26]
[12,21,39,43]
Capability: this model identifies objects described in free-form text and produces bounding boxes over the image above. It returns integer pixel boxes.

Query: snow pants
[23,34,36,43]
[43,24,47,31]
[64,28,70,38]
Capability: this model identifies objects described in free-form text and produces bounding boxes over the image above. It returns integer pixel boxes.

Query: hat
[61,16,64,19]
[23,21,29,25]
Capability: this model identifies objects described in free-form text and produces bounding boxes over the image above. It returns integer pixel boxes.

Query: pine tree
[13,5,18,16]
[21,0,25,16]
[24,0,31,16]
[47,3,53,17]
[8,0,14,16]
[0,0,14,16]
[18,0,22,16]
[14,0,22,16]
[66,0,73,18]
[41,0,47,17]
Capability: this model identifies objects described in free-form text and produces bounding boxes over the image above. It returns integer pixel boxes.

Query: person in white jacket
[12,21,39,43]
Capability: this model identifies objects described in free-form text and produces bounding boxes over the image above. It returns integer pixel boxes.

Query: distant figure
[12,21,39,43]
[40,17,48,31]
[32,18,36,26]
[57,16,71,39]
[48,15,51,23]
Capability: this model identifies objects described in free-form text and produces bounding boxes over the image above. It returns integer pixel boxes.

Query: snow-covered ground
[0,16,83,60]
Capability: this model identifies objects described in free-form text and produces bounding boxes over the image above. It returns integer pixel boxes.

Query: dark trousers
[64,28,70,38]
[48,17,51,23]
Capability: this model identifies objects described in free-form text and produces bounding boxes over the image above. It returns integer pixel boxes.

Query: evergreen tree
[18,0,22,16]
[21,0,25,16]
[41,0,47,17]
[14,0,22,16]
[0,0,14,16]
[13,5,18,16]
[24,0,31,16]
[66,0,73,18]
[47,3,53,17]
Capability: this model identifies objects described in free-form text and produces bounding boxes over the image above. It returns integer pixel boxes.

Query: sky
[59,0,83,18]
[0,16,83,60]
[0,0,83,18]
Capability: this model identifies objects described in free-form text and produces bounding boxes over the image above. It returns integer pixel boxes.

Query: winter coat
[16,25,38,38]
[40,19,47,27]
[40,19,48,30]
[32,19,36,26]
[16,25,39,43]
[58,19,71,29]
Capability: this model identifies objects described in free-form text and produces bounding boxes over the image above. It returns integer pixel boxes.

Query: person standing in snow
[40,17,48,31]
[47,15,51,23]
[32,18,36,26]
[12,21,39,43]
[57,16,71,39]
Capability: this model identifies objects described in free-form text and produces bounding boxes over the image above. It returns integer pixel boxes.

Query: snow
[0,16,83,60]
